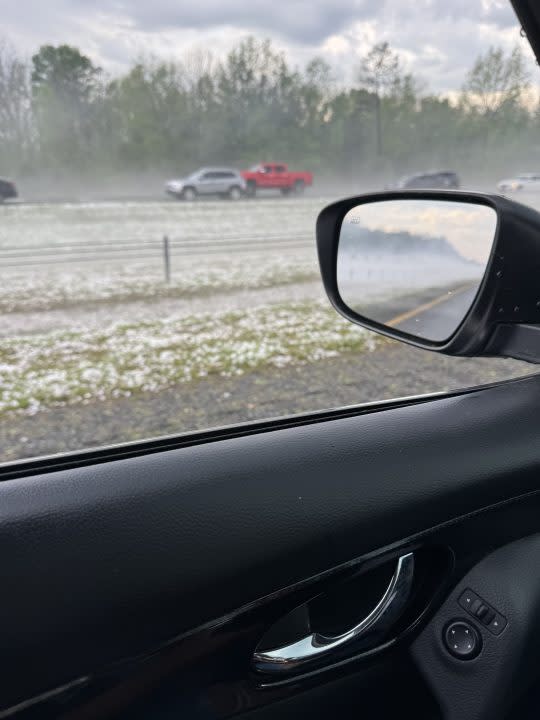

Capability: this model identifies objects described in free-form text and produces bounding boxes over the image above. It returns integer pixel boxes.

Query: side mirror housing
[316,191,540,363]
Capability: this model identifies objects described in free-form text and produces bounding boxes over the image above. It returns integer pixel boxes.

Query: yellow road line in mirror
[386,283,475,328]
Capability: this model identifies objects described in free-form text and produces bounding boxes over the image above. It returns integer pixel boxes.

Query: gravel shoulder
[0,342,533,463]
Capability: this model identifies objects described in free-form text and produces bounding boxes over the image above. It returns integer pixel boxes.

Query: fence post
[163,235,171,284]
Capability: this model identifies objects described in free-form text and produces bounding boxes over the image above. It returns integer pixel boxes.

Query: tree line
[0,37,537,183]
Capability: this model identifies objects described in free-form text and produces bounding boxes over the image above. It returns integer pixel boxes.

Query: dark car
[395,170,460,190]
[0,177,17,202]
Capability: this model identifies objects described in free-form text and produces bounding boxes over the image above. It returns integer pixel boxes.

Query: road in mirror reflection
[337,199,497,342]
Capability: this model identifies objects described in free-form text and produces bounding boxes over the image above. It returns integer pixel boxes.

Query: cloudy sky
[345,199,496,261]
[1,0,537,92]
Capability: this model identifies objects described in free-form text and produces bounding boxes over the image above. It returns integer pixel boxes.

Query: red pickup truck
[241,163,313,197]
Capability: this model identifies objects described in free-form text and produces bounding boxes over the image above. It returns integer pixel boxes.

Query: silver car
[497,173,540,193]
[165,167,246,200]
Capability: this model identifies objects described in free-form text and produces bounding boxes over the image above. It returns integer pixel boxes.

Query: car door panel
[29,492,540,720]
[213,172,229,193]
[198,174,218,194]
[98,498,540,720]
[3,372,540,717]
[262,167,276,187]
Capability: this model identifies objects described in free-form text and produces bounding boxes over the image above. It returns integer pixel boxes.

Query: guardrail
[0,232,314,280]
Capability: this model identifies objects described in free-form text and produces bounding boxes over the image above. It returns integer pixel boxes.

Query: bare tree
[0,39,33,170]
[357,42,401,155]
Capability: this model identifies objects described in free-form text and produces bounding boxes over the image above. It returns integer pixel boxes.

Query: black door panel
[414,535,540,720]
[2,373,540,715]
[12,488,540,719]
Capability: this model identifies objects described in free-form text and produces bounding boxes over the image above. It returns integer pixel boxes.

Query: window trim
[0,376,531,482]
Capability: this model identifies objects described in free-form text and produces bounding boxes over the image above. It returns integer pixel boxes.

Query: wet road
[387,284,478,342]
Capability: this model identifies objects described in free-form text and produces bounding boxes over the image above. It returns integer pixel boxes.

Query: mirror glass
[337,199,497,342]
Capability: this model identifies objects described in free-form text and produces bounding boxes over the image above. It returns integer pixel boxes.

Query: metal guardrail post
[163,235,171,284]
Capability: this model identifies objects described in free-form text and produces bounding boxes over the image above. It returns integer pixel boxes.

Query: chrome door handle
[253,552,414,674]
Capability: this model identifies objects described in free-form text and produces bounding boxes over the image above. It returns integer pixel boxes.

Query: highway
[386,284,478,342]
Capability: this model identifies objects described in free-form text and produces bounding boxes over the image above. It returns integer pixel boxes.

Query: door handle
[253,552,414,674]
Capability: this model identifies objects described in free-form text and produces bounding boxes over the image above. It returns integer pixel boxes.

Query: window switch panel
[458,588,506,635]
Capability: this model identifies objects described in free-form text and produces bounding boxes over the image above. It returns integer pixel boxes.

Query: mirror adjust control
[444,620,481,660]
[458,588,507,635]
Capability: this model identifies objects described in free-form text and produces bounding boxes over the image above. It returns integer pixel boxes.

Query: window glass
[0,1,537,462]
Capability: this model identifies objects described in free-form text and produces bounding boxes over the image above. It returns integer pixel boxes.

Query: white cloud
[0,0,536,91]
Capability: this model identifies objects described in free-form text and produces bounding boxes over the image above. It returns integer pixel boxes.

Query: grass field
[0,301,381,416]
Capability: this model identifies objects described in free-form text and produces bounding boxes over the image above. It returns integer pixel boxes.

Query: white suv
[165,168,246,200]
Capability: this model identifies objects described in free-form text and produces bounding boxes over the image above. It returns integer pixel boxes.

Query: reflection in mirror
[337,199,497,342]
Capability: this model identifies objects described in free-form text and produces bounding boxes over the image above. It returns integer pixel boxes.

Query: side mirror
[316,191,540,363]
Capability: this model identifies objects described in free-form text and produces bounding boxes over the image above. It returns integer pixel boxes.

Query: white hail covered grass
[0,301,379,415]
[0,253,318,312]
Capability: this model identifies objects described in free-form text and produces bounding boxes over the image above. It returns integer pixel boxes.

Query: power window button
[476,604,495,624]
[488,613,507,636]
[458,589,480,612]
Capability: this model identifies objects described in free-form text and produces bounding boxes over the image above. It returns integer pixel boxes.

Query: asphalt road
[387,284,478,342]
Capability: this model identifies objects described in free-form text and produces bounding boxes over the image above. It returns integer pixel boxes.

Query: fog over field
[1,27,539,201]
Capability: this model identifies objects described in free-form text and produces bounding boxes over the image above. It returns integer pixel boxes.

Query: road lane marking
[386,283,475,328]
